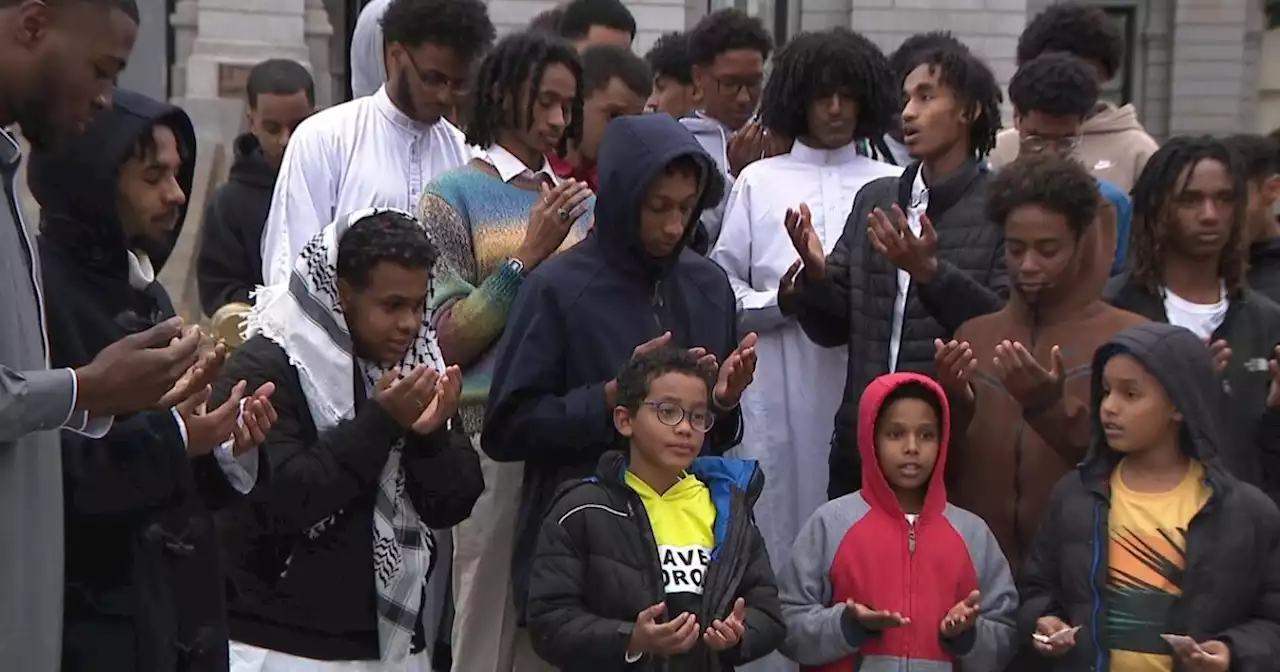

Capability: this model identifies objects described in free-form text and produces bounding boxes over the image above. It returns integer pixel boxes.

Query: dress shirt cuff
[172,401,258,494]
[63,369,114,438]
[624,651,642,663]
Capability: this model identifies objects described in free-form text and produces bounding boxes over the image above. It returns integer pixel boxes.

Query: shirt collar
[789,139,864,166]
[371,85,436,134]
[484,144,558,184]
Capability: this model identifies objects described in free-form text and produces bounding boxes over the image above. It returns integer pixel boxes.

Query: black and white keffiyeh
[247,206,442,663]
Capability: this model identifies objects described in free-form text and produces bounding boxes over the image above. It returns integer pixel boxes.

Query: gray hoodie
[680,112,736,249]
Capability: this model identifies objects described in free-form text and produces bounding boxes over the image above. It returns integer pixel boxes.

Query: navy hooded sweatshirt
[482,113,745,622]
[30,89,251,672]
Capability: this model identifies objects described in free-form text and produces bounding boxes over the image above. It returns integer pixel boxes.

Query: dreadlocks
[902,48,1003,160]
[758,28,897,142]
[464,31,584,155]
[1129,135,1249,296]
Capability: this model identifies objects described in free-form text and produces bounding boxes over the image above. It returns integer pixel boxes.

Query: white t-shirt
[1163,284,1228,342]
[888,169,929,372]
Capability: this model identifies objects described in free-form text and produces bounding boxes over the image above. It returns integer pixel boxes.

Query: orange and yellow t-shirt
[1106,460,1210,672]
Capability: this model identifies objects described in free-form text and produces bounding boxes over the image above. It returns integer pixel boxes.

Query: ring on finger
[557,208,570,221]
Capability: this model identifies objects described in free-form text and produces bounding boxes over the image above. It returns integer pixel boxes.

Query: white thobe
[711,138,902,574]
[260,85,475,285]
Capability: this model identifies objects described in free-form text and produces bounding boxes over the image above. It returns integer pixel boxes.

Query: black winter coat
[527,451,784,671]
[1018,323,1280,672]
[781,160,1007,500]
[31,90,249,672]
[211,334,483,661]
[1103,273,1280,500]
[196,134,276,315]
[212,332,481,655]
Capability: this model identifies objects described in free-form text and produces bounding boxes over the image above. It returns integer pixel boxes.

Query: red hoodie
[776,373,1018,672]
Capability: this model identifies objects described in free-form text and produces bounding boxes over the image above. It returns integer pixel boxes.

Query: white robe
[260,85,476,285]
[711,140,902,569]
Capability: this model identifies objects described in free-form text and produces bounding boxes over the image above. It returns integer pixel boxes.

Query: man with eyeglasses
[261,0,496,287]
[680,8,784,254]
[1007,52,1133,276]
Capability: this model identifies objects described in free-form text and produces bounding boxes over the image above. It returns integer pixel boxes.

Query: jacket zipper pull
[652,280,664,308]
[908,523,916,554]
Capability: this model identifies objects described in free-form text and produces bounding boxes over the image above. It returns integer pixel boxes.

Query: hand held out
[628,602,700,658]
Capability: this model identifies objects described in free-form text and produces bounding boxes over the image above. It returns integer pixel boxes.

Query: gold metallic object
[210,302,252,348]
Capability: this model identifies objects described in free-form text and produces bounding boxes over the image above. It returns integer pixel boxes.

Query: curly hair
[687,8,773,66]
[380,0,496,64]
[1016,2,1123,80]
[888,31,969,85]
[645,31,692,84]
[1008,52,1098,118]
[902,48,1003,160]
[1129,135,1248,296]
[615,347,712,412]
[985,153,1099,236]
[337,211,438,290]
[758,28,897,142]
[1222,134,1279,182]
[464,31,583,154]
[559,0,636,40]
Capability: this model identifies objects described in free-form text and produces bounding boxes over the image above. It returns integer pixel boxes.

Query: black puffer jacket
[1103,273,1280,500]
[781,160,1007,499]
[1017,323,1280,672]
[527,451,783,671]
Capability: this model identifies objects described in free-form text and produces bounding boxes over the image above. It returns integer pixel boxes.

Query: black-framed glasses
[712,76,764,97]
[401,49,470,97]
[641,401,715,433]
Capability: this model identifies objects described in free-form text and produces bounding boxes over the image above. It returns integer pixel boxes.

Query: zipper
[624,494,667,607]
[906,517,918,659]
[652,279,664,332]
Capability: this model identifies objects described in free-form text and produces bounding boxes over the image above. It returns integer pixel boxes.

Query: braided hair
[1129,135,1248,296]
[758,28,897,142]
[464,31,584,155]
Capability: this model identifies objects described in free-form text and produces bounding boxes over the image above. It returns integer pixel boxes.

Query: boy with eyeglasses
[525,347,783,671]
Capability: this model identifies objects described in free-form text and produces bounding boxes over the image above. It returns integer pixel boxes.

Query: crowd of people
[3,0,1280,671]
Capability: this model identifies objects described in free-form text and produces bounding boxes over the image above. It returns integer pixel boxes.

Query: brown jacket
[945,195,1146,571]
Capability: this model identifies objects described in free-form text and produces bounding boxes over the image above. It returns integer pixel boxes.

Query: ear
[336,277,355,314]
[1011,110,1022,131]
[963,102,982,125]
[1263,174,1280,205]
[613,405,634,437]
[691,64,707,86]
[13,2,52,48]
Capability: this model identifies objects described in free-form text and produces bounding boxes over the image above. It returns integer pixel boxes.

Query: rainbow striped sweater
[418,162,594,434]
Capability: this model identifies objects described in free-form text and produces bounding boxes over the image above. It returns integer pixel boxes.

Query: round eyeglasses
[640,401,716,433]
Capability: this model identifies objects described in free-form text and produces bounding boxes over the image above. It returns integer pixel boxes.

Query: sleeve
[60,410,190,517]
[777,509,861,665]
[419,190,524,368]
[171,403,262,510]
[708,176,789,334]
[948,521,1019,672]
[719,522,785,666]
[706,281,745,455]
[402,419,484,528]
[525,503,636,667]
[261,125,336,286]
[1109,189,1132,276]
[913,231,1009,334]
[1016,480,1069,639]
[210,342,406,531]
[1214,502,1280,668]
[0,365,79,442]
[1255,407,1280,504]
[779,195,859,348]
[481,276,613,463]
[699,174,732,251]
[196,188,255,316]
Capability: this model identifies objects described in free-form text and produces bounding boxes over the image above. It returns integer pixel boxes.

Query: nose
[645,92,660,111]
[734,85,753,105]
[665,211,686,240]
[1017,253,1041,275]
[93,89,112,113]
[545,105,567,132]
[279,126,293,148]
[901,98,918,123]
[1100,392,1119,419]
[1198,198,1222,225]
[902,436,920,455]
[165,176,187,207]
